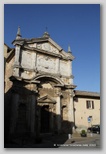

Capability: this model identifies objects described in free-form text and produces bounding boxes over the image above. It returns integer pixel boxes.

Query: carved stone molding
[37,95,56,104]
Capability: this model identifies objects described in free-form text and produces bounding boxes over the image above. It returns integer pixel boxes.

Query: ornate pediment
[36,42,59,54]
[35,38,74,60]
[37,95,56,104]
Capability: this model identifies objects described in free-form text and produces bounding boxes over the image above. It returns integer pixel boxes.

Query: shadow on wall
[4,83,75,148]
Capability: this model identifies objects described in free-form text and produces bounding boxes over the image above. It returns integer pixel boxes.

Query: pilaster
[14,45,21,66]
[56,58,60,74]
[67,89,75,133]
[55,87,62,133]
[32,52,37,69]
[69,60,74,84]
[9,90,19,134]
[49,106,54,132]
[29,83,38,136]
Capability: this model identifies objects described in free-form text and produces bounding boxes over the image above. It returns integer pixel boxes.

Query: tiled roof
[74,90,100,98]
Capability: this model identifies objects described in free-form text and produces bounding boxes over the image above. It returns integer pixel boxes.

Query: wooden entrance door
[41,105,50,133]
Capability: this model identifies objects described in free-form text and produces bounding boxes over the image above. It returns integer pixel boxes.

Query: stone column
[67,89,75,133]
[9,91,19,134]
[68,95,74,122]
[36,106,40,137]
[29,83,38,137]
[49,105,54,132]
[55,88,61,133]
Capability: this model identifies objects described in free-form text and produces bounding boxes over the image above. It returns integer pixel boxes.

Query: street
[59,133,100,148]
[5,133,100,148]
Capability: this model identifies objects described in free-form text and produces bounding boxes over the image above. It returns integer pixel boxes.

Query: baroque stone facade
[4,28,76,141]
[4,28,100,144]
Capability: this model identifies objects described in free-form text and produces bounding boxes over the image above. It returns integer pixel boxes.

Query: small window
[86,101,94,109]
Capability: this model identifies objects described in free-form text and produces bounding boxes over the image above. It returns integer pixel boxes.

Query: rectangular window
[86,100,94,109]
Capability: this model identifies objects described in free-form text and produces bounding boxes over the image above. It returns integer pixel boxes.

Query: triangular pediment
[26,36,74,60]
[36,38,74,60]
[36,41,60,55]
[37,95,56,104]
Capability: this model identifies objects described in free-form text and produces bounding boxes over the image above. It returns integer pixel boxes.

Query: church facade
[4,28,100,141]
[4,27,77,139]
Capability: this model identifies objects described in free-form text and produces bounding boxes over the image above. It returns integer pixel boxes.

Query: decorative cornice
[22,45,73,61]
[23,45,68,60]
[12,40,25,46]
[64,84,77,89]
[9,75,40,84]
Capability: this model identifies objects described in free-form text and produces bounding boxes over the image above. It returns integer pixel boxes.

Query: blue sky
[4,4,100,92]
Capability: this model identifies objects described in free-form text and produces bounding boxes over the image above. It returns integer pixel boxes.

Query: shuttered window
[86,100,94,109]
[86,101,90,108]
[92,101,94,109]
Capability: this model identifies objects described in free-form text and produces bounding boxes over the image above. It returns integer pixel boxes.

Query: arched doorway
[37,95,56,134]
[35,75,63,134]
